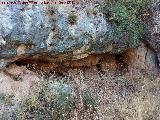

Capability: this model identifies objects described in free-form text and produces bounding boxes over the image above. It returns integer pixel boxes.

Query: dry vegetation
[0,0,159,119]
[0,64,160,120]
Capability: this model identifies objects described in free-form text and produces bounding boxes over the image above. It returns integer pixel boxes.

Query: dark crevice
[13,58,66,77]
[115,53,129,75]
[14,60,24,66]
[96,59,105,76]
[155,52,160,69]
[11,51,139,77]
[141,37,160,69]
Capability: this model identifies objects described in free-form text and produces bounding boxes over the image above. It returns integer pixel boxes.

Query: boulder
[0,0,132,62]
[147,0,160,66]
[0,0,159,72]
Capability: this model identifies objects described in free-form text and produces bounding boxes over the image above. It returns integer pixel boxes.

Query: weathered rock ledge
[0,0,159,74]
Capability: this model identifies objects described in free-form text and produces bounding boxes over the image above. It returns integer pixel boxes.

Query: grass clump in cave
[101,0,149,48]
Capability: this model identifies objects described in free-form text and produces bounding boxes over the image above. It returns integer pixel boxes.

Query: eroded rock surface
[0,0,113,60]
[0,1,160,119]
[0,0,150,59]
[147,0,160,64]
[0,0,159,71]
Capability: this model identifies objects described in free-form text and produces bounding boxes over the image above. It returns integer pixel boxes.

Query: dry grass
[0,65,160,120]
[62,68,160,120]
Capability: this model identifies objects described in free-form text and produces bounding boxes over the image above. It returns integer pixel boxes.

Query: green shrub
[82,89,96,110]
[15,79,97,120]
[0,93,14,105]
[68,13,77,25]
[15,81,75,120]
[101,0,148,48]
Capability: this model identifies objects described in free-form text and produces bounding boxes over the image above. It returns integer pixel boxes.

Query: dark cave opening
[11,52,132,77]
[115,53,129,74]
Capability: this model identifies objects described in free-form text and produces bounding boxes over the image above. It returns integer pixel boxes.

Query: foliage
[0,93,14,105]
[82,89,96,110]
[102,0,148,48]
[68,13,77,25]
[15,81,75,120]
[15,78,97,120]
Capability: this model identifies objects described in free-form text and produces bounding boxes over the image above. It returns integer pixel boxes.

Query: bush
[15,78,97,120]
[101,0,148,48]
[82,89,96,110]
[68,13,77,25]
[15,81,75,120]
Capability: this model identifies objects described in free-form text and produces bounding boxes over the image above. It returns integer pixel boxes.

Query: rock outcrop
[0,1,160,119]
[0,0,159,72]
[0,1,112,60]
[147,0,160,66]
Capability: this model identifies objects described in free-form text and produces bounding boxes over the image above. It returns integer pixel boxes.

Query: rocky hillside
[0,0,160,119]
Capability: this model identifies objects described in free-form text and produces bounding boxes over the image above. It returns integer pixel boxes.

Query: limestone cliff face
[0,0,142,58]
[0,0,112,60]
[0,1,160,119]
[0,0,159,72]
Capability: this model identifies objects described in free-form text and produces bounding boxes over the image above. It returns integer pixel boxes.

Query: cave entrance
[114,53,129,75]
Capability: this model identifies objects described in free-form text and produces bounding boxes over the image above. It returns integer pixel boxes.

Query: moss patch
[101,0,149,48]
[68,13,77,25]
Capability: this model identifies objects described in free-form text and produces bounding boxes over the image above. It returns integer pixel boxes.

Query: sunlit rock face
[0,1,113,60]
[0,0,159,70]
[0,1,52,58]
